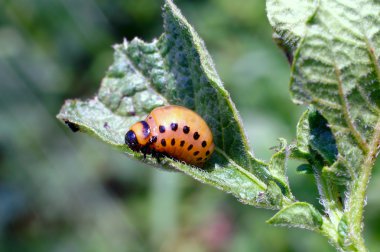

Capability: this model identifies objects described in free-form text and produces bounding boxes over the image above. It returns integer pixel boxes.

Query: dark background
[1,0,380,251]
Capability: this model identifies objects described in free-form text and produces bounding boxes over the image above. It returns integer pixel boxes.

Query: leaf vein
[333,62,370,153]
[215,147,267,190]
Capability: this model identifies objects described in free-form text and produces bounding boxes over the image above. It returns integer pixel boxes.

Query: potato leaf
[57,0,292,209]
[267,0,380,181]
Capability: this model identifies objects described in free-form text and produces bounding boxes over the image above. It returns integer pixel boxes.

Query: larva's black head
[125,130,140,151]
[125,121,151,152]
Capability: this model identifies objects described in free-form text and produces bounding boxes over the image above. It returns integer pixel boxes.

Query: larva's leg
[141,146,149,159]
[151,149,161,163]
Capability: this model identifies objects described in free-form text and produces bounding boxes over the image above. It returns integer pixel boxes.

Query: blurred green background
[1,0,380,251]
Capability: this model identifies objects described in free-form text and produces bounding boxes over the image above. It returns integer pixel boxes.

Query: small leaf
[292,107,339,165]
[337,214,356,250]
[322,162,351,185]
[292,108,350,181]
[261,181,284,207]
[57,0,287,209]
[291,108,312,160]
[308,108,338,165]
[268,139,293,198]
[296,109,311,155]
[267,202,323,231]
[297,164,313,175]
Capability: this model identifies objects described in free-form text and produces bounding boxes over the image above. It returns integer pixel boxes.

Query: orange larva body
[125,105,215,166]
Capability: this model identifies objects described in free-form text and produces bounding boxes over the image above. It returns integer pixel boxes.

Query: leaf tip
[267,202,323,231]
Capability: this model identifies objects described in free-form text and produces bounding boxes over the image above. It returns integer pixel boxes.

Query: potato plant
[58,1,380,251]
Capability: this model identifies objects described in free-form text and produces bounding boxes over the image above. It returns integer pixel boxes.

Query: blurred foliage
[0,0,379,251]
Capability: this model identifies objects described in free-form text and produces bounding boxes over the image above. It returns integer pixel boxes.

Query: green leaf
[268,1,380,247]
[308,108,338,165]
[268,139,293,198]
[57,0,288,209]
[267,0,380,180]
[297,164,313,175]
[295,109,311,157]
[337,214,356,250]
[267,0,318,49]
[322,162,351,185]
[290,108,313,160]
[267,202,323,231]
[293,107,349,181]
[293,107,339,165]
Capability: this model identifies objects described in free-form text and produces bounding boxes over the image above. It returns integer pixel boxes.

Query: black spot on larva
[197,157,202,161]
[193,151,199,156]
[159,125,166,133]
[183,126,190,134]
[202,141,207,147]
[206,151,210,156]
[180,140,185,147]
[149,116,152,119]
[187,144,193,151]
[171,138,175,146]
[170,123,178,131]
[161,139,166,146]
[193,132,200,140]
[140,121,150,138]
[150,136,157,143]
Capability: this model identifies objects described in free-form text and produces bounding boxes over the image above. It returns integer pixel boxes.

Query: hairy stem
[344,121,380,251]
[315,167,343,226]
[320,217,340,250]
[311,160,344,251]
[345,158,375,251]
[345,173,370,251]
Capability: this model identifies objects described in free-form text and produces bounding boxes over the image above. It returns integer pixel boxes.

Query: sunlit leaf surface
[267,0,380,180]
[58,0,292,209]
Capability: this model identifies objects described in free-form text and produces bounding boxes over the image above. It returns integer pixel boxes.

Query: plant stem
[308,155,346,250]
[310,155,343,224]
[345,159,374,251]
[344,121,380,251]
[344,174,369,251]
[315,167,343,226]
[320,217,340,250]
